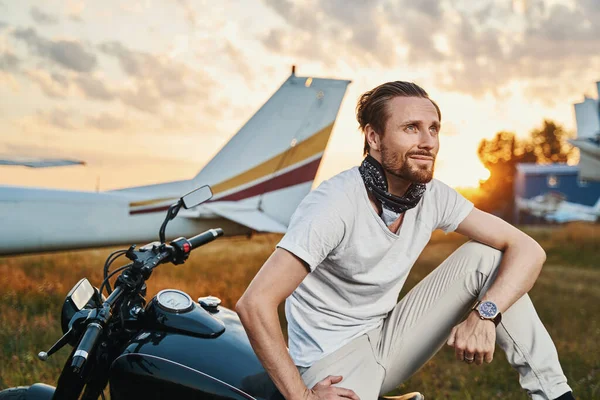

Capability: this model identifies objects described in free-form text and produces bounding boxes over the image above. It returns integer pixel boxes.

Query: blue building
[514,164,600,223]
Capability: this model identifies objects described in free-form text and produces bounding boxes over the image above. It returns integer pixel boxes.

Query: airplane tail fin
[118,72,350,228]
[193,72,351,227]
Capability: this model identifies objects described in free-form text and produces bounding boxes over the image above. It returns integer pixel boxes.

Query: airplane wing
[184,202,288,233]
[0,156,86,168]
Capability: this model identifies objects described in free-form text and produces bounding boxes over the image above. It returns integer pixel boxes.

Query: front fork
[52,346,88,399]
[52,336,119,400]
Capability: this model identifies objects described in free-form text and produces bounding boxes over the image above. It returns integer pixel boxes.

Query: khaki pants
[297,242,571,400]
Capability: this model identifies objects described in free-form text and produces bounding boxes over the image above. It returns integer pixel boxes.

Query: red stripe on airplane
[130,157,322,215]
[214,157,321,202]
[130,204,171,215]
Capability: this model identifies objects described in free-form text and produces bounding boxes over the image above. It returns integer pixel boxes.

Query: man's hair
[356,81,441,155]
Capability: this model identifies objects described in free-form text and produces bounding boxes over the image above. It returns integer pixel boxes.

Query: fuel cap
[198,296,221,312]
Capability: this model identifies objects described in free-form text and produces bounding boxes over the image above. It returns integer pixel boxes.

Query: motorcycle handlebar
[70,322,102,373]
[70,286,123,374]
[188,228,224,249]
[67,229,224,374]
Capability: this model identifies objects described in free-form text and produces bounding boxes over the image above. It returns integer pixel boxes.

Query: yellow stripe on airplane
[210,123,333,196]
[130,197,178,208]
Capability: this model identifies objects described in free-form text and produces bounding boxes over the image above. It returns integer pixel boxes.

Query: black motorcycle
[0,186,283,400]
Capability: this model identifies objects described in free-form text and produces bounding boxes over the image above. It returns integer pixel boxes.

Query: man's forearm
[236,300,308,400]
[481,236,546,313]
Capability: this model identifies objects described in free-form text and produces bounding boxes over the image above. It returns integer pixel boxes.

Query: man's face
[372,96,440,184]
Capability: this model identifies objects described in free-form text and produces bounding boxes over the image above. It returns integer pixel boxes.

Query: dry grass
[0,224,598,398]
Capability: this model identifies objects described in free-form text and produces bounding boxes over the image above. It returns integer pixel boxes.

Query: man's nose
[418,129,436,150]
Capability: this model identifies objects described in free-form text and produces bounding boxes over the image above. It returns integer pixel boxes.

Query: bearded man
[236,81,574,400]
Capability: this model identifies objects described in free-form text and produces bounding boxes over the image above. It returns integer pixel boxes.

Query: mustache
[406,150,436,159]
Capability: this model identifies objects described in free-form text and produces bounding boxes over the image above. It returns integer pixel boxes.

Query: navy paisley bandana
[359,155,426,214]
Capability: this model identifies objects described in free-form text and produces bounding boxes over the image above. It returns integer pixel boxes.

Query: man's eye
[430,126,439,135]
[406,125,417,132]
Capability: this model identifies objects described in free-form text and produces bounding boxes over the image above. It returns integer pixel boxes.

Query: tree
[530,119,575,164]
[476,131,535,218]
[475,120,574,221]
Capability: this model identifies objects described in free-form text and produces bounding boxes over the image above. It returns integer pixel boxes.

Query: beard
[380,143,435,184]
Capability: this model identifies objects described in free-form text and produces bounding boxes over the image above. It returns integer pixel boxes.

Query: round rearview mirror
[182,185,213,209]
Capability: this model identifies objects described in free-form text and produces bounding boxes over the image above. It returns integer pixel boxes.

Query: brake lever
[38,306,94,361]
[38,328,74,361]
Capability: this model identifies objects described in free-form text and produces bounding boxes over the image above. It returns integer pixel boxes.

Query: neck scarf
[359,155,426,214]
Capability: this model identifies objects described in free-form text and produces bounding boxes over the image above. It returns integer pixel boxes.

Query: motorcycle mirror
[159,185,213,243]
[181,185,213,209]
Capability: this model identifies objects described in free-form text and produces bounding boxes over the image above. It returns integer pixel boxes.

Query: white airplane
[516,192,600,223]
[0,71,351,255]
[545,197,600,223]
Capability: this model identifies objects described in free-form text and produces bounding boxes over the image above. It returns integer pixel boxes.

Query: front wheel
[0,387,29,400]
[0,383,55,400]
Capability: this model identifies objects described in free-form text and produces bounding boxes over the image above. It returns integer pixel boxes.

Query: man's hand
[305,375,360,400]
[446,312,496,366]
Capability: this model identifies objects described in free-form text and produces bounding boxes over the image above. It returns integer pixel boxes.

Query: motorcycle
[0,185,423,400]
[0,186,284,400]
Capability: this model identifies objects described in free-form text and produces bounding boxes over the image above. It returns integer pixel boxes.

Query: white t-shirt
[277,167,474,367]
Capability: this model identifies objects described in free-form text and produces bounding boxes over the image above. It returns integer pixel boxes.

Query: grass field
[0,223,598,398]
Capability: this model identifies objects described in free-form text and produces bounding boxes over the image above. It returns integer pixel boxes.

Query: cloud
[19,65,116,102]
[86,113,126,131]
[13,27,97,72]
[30,7,59,25]
[224,41,253,81]
[261,0,390,66]
[119,82,161,113]
[25,69,70,98]
[176,0,197,27]
[0,51,19,71]
[260,0,600,101]
[8,25,218,126]
[99,41,215,112]
[0,70,19,92]
[66,0,85,22]
[37,108,75,130]
[75,74,114,100]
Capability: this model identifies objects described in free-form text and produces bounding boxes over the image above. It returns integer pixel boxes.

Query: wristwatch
[472,300,502,326]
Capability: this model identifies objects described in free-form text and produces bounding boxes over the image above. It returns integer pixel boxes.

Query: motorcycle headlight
[61,278,104,336]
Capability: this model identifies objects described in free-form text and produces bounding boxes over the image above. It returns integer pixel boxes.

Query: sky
[0,0,599,191]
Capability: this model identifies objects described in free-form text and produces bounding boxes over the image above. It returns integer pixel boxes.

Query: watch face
[479,301,498,318]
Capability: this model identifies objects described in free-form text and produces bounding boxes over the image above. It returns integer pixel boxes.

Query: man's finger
[335,387,360,400]
[447,327,456,346]
[327,375,343,385]
[316,375,343,387]
[447,327,457,346]
[464,349,475,364]
[484,352,494,364]
[475,353,484,365]
[455,348,464,361]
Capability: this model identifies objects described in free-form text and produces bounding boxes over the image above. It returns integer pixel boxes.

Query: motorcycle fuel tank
[110,297,283,400]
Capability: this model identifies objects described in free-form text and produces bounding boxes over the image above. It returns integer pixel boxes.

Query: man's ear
[365,124,381,152]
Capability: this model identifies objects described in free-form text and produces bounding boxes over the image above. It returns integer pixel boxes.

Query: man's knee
[457,241,503,274]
